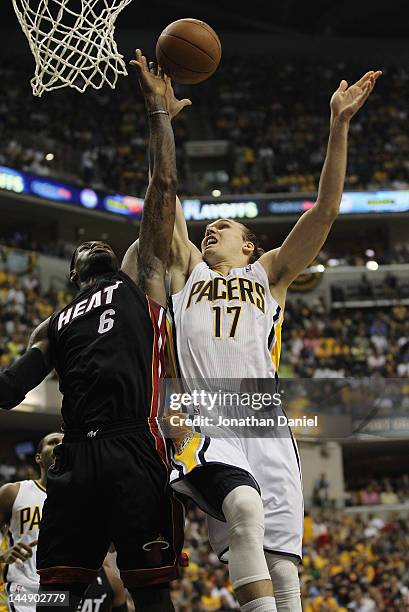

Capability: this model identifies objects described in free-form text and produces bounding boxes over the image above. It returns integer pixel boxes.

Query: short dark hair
[240,224,264,264]
[36,432,61,454]
[36,435,47,455]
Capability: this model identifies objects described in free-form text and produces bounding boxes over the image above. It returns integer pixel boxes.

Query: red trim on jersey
[146,297,168,468]
[171,491,186,569]
[120,564,179,588]
[38,566,98,584]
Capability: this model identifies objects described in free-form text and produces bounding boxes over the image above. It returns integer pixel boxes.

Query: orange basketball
[156,18,221,85]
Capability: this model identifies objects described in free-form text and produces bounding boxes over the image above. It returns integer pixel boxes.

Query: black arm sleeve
[0,348,48,410]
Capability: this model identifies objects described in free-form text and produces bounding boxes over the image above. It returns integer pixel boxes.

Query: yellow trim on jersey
[34,480,46,492]
[0,532,8,610]
[174,433,203,474]
[271,317,283,372]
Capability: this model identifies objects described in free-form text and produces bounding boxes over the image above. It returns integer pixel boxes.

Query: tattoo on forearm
[137,113,177,291]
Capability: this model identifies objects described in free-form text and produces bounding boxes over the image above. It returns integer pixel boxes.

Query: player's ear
[70,270,79,288]
[243,241,254,257]
[34,453,41,466]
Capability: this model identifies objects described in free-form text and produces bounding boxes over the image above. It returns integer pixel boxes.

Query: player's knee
[265,554,301,599]
[222,485,264,542]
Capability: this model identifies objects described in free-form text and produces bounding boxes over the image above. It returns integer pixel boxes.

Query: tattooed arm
[121,50,176,306]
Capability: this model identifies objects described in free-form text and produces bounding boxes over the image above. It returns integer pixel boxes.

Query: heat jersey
[48,271,165,430]
[4,480,46,588]
[168,261,282,380]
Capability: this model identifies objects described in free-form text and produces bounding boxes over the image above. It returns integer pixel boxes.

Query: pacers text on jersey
[186,276,266,312]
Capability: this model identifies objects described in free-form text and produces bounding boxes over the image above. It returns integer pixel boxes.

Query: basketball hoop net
[12,0,132,96]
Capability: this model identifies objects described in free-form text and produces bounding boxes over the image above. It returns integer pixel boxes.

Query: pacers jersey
[168,261,282,380]
[167,261,304,562]
[5,481,46,588]
[48,271,165,430]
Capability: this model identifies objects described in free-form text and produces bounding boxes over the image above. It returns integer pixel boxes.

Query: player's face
[37,432,64,470]
[201,220,251,265]
[73,241,119,284]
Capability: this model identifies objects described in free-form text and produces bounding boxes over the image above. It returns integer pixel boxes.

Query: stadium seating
[1,58,408,196]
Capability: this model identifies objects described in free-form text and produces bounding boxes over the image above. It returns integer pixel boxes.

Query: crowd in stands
[0,250,72,368]
[1,56,409,196]
[281,299,409,378]
[199,59,409,195]
[0,233,76,260]
[346,476,409,507]
[1,453,408,611]
[0,59,189,197]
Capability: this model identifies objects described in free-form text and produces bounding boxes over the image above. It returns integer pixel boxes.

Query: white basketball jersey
[169,261,283,380]
[5,480,46,588]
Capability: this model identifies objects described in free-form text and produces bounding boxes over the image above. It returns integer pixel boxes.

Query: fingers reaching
[8,542,34,563]
[130,48,149,72]
[353,69,382,89]
[353,70,375,88]
[131,50,166,81]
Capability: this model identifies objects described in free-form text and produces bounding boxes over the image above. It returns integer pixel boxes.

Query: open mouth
[204,236,218,249]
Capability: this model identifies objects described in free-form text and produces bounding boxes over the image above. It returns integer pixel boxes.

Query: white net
[12,0,133,97]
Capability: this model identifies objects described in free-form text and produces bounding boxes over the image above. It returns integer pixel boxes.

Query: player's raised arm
[121,50,176,306]
[0,318,51,410]
[162,79,203,293]
[259,70,382,305]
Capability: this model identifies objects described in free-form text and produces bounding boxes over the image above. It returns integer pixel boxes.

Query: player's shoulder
[0,482,21,507]
[170,260,207,296]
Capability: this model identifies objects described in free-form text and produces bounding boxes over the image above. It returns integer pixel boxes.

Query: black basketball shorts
[37,421,184,588]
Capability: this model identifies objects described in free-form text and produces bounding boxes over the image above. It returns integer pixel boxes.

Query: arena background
[1,0,409,610]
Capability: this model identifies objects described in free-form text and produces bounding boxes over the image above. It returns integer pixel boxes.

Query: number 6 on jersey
[98,309,115,334]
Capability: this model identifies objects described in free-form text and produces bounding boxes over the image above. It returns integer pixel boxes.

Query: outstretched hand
[130,49,192,117]
[130,49,167,99]
[330,70,382,122]
[163,75,192,120]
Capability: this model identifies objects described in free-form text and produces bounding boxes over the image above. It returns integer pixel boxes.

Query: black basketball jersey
[80,568,114,612]
[48,270,166,430]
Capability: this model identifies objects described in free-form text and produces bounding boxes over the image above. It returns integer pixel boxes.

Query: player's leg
[264,554,302,612]
[186,465,276,612]
[36,439,110,612]
[102,557,128,612]
[244,436,303,612]
[128,585,174,612]
[108,431,184,612]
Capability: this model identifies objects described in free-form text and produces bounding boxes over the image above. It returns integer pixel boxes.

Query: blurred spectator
[313,473,331,508]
